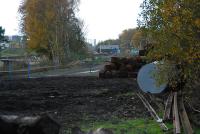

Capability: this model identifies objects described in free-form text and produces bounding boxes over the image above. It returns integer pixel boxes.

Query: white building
[97,45,120,54]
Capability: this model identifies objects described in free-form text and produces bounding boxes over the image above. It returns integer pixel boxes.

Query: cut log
[119,64,127,71]
[104,63,117,71]
[128,72,137,78]
[111,57,121,64]
[126,64,134,72]
[135,56,142,63]
[126,57,136,65]
[120,57,128,64]
[111,70,118,78]
[104,71,113,78]
[117,71,128,78]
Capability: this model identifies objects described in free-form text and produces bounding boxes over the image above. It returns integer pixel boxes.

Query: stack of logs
[99,56,146,78]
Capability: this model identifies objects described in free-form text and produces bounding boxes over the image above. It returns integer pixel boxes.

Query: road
[29,64,104,78]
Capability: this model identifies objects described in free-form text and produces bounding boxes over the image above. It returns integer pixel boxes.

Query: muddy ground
[0,76,199,133]
[0,77,148,132]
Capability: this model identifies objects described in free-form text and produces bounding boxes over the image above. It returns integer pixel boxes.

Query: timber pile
[99,56,145,78]
[137,91,194,134]
[163,91,193,134]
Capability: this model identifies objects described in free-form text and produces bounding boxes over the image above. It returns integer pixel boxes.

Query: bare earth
[0,76,199,133]
[0,76,146,132]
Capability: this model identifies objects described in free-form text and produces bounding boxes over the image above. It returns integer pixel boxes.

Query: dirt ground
[0,76,199,133]
[0,76,148,132]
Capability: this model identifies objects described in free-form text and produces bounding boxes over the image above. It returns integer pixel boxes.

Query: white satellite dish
[137,62,168,94]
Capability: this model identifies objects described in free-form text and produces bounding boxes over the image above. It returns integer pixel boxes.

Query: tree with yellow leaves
[119,29,137,54]
[19,0,86,64]
[139,0,200,87]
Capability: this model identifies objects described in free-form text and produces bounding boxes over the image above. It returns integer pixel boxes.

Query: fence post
[28,62,31,79]
[8,61,13,80]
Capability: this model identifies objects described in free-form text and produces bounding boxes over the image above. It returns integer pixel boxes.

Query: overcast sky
[0,0,143,41]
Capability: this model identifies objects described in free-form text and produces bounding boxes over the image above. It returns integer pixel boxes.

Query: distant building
[7,35,21,42]
[97,45,120,54]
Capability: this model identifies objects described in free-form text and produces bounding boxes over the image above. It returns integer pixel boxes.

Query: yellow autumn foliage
[19,0,86,63]
[139,0,200,87]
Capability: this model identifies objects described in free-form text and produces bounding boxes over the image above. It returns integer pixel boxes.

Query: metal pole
[0,45,1,58]
[28,62,31,79]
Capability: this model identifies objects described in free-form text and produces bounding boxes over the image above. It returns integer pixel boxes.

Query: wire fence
[0,54,110,80]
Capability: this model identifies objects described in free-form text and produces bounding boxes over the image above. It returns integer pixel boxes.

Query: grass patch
[80,118,173,134]
[92,56,110,64]
[194,127,200,134]
[0,48,26,57]
[79,117,200,134]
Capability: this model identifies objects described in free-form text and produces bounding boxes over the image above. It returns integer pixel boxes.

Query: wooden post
[173,92,181,134]
[163,92,174,121]
[178,96,193,134]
